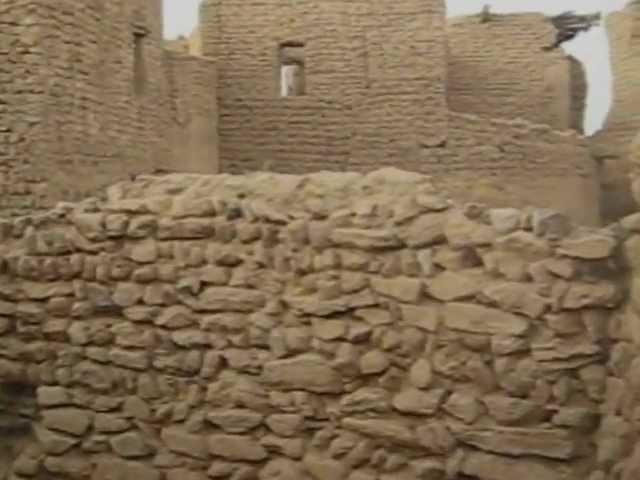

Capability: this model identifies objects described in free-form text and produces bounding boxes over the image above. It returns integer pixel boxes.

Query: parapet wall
[0,170,626,480]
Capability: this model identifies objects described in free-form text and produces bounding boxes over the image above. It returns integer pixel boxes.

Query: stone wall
[0,0,218,218]
[202,0,449,174]
[0,170,623,480]
[446,13,579,131]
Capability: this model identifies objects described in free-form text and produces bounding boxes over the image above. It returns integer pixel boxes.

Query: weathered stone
[400,304,440,332]
[482,282,547,318]
[399,213,447,247]
[161,427,208,459]
[341,418,416,447]
[409,358,434,389]
[355,308,393,326]
[427,270,484,302]
[208,434,268,461]
[94,413,131,433]
[199,287,266,312]
[331,228,401,249]
[443,392,482,424]
[444,302,529,336]
[461,451,567,480]
[562,282,620,310]
[286,291,377,317]
[303,452,349,480]
[558,233,616,260]
[360,350,390,375]
[445,211,496,247]
[37,386,71,407]
[370,277,423,303]
[44,454,92,479]
[453,426,581,460]
[266,414,304,437]
[42,408,92,436]
[34,425,79,454]
[491,335,529,356]
[313,320,348,340]
[392,388,446,416]
[155,305,195,328]
[483,394,543,425]
[488,208,521,234]
[340,388,390,414]
[259,458,309,480]
[262,354,343,393]
[93,458,161,480]
[207,409,264,433]
[109,348,150,370]
[415,421,456,454]
[157,218,214,239]
[110,432,152,458]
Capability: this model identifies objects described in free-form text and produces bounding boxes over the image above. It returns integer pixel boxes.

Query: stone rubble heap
[0,168,635,480]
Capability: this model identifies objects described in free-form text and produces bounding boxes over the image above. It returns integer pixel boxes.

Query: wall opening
[0,382,36,479]
[279,42,306,97]
[133,28,149,95]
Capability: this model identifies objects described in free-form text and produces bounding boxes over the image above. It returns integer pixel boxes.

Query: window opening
[133,27,149,95]
[279,42,306,97]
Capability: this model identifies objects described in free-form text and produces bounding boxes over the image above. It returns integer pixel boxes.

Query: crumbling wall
[589,4,640,223]
[0,169,623,480]
[202,0,448,173]
[446,13,573,129]
[592,4,640,159]
[163,52,219,174]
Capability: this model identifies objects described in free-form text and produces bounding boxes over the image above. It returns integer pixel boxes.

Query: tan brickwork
[202,0,449,174]
[0,0,218,217]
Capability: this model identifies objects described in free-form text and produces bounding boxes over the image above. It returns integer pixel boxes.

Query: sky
[162,0,631,134]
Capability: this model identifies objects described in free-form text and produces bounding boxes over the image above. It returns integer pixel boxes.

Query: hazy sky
[162,0,631,134]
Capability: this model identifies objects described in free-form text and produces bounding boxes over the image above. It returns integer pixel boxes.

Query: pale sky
[162,0,631,134]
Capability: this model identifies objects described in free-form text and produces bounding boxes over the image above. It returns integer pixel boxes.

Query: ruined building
[3,1,640,480]
[5,0,636,225]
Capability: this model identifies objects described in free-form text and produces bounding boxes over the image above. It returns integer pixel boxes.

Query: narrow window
[279,42,305,97]
[133,29,148,95]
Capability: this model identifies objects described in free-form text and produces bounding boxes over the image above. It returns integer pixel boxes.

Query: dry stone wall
[0,169,624,480]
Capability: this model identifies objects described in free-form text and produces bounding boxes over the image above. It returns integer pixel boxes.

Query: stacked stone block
[0,169,624,479]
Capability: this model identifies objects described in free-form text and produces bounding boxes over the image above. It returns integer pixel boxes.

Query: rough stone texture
[0,171,623,479]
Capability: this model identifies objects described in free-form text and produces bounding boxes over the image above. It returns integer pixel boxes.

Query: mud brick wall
[0,0,50,216]
[0,169,623,480]
[0,0,218,218]
[591,4,640,160]
[446,13,583,131]
[163,52,219,174]
[347,112,600,227]
[201,0,448,174]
